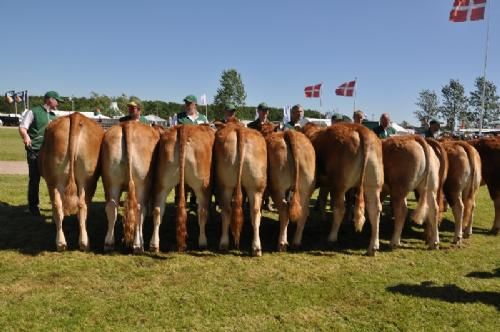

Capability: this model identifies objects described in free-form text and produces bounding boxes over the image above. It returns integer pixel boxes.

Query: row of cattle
[38,113,500,255]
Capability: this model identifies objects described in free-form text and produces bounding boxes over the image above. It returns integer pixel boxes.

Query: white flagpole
[479,0,491,135]
[353,77,358,112]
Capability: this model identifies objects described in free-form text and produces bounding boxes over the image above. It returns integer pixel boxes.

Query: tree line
[415,77,499,130]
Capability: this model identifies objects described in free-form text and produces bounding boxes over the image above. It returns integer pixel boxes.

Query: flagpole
[320,81,323,113]
[479,0,490,135]
[353,77,358,112]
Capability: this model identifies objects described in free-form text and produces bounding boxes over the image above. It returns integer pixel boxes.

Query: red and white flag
[450,0,486,22]
[304,83,322,98]
[335,80,356,97]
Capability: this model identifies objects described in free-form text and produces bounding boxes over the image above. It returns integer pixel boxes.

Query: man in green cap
[119,100,149,124]
[18,91,61,216]
[247,102,270,131]
[425,118,441,138]
[176,95,208,125]
[373,113,396,139]
[331,113,345,125]
[284,104,304,130]
[222,102,239,123]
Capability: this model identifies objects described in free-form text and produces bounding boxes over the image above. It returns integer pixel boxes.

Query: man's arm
[18,110,34,147]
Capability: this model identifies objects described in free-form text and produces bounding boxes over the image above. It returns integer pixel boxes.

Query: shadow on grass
[386,281,500,311]
[466,268,500,279]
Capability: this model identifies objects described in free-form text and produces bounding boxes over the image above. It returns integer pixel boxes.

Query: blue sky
[1,0,498,124]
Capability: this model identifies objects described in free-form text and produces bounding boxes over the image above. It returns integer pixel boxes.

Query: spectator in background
[373,113,396,138]
[284,104,304,130]
[176,95,208,125]
[425,118,441,139]
[119,101,148,124]
[331,113,344,125]
[222,103,239,123]
[353,110,365,124]
[18,91,61,217]
[247,102,270,131]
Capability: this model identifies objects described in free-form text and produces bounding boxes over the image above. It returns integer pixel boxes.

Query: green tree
[440,79,468,130]
[213,69,247,120]
[414,89,440,127]
[469,76,500,128]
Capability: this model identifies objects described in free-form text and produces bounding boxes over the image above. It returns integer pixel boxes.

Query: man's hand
[19,127,31,148]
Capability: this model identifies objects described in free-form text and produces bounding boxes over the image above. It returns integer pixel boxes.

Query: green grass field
[0,174,498,330]
[0,127,25,161]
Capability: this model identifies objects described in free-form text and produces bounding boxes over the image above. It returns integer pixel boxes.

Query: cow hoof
[133,247,144,255]
[79,243,90,252]
[149,245,160,253]
[198,243,207,251]
[289,243,301,251]
[389,242,400,250]
[104,244,114,252]
[428,243,439,250]
[177,246,187,253]
[278,243,287,252]
[463,232,471,239]
[366,248,377,257]
[219,243,229,252]
[56,243,67,252]
[252,248,262,257]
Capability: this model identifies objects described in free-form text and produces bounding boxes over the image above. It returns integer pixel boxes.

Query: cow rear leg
[462,196,476,239]
[218,188,233,251]
[450,195,464,246]
[150,189,169,253]
[77,187,89,251]
[195,188,210,250]
[291,191,312,249]
[365,189,382,256]
[390,195,407,249]
[104,188,121,252]
[133,192,146,254]
[274,194,289,252]
[491,195,500,235]
[248,191,264,257]
[51,187,67,251]
[327,192,345,243]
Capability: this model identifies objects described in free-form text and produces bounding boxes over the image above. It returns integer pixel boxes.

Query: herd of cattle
[38,113,500,256]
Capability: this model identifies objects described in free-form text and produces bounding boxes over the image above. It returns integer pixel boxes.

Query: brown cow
[151,125,215,252]
[101,121,160,253]
[265,128,316,251]
[303,122,384,256]
[382,135,441,249]
[39,112,104,251]
[469,136,500,234]
[441,141,482,244]
[214,123,267,256]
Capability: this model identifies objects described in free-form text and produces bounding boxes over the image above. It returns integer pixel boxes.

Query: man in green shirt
[18,91,60,216]
[176,95,208,125]
[283,104,304,130]
[221,103,239,123]
[373,113,396,138]
[119,101,149,124]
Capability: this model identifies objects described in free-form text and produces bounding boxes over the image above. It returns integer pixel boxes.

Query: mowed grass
[0,174,498,330]
[0,127,26,161]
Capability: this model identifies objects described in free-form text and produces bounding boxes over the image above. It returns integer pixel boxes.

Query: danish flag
[335,80,356,97]
[450,0,486,22]
[304,83,322,98]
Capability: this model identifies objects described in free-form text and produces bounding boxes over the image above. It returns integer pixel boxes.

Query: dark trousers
[27,149,40,211]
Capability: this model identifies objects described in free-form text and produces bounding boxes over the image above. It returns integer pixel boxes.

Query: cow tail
[354,130,369,232]
[426,138,448,224]
[231,128,245,248]
[123,123,138,247]
[176,126,188,252]
[63,113,80,216]
[285,130,302,222]
[411,136,431,225]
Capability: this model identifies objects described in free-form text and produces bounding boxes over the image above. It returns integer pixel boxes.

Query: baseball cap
[429,118,440,125]
[183,95,197,104]
[127,101,140,108]
[44,91,64,102]
[257,102,269,110]
[225,102,236,111]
